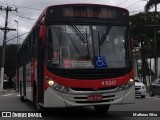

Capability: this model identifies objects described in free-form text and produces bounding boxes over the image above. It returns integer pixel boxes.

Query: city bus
[16,3,135,113]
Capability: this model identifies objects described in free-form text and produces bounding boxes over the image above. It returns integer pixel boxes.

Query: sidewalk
[0,88,16,95]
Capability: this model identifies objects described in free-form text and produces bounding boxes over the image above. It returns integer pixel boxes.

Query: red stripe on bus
[44,66,134,91]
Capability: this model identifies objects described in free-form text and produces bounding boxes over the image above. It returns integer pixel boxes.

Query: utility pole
[0,6,17,92]
[14,20,18,45]
[154,0,158,79]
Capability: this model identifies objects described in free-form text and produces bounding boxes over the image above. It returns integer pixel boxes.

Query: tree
[0,44,17,87]
[145,0,160,11]
[144,0,160,79]
[130,12,160,81]
[130,12,160,55]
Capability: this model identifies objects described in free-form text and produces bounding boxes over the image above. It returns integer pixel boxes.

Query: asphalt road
[0,89,160,120]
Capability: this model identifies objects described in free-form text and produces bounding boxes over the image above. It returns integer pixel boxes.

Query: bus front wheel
[20,95,26,102]
[94,105,110,113]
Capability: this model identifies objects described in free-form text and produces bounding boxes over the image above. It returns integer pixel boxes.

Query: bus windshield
[46,24,130,69]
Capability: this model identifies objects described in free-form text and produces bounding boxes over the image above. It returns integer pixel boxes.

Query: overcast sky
[0,0,157,45]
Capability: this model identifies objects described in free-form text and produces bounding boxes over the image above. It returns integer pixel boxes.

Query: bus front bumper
[44,85,135,108]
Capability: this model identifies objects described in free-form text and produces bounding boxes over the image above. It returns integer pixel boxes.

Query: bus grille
[75,100,112,104]
[71,86,117,91]
[48,67,132,80]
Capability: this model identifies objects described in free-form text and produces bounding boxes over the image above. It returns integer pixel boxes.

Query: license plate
[88,95,103,101]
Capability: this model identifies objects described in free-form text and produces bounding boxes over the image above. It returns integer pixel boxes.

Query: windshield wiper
[99,24,112,45]
[70,25,88,43]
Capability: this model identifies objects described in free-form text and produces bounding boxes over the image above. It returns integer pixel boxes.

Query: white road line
[1,94,13,96]
[17,94,20,96]
[146,96,160,100]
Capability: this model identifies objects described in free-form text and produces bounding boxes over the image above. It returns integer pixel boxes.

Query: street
[0,89,160,120]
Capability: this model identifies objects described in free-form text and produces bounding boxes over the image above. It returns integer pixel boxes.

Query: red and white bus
[16,3,135,113]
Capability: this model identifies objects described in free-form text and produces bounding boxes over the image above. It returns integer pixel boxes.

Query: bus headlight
[45,76,69,93]
[51,83,69,93]
[45,76,55,86]
[125,79,134,89]
[118,79,134,91]
[48,80,55,86]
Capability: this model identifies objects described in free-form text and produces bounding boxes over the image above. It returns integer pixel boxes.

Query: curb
[0,89,16,94]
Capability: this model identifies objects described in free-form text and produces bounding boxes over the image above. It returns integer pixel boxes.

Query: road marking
[1,94,13,96]
[146,96,160,100]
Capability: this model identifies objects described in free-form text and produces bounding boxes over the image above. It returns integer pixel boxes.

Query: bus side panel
[37,36,44,104]
[26,63,32,101]
[22,64,26,98]
[31,60,37,102]
[16,69,19,92]
[19,67,23,96]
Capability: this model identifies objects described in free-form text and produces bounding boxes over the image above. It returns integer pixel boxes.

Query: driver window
[60,47,70,60]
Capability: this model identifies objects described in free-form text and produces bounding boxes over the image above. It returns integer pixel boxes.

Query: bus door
[37,27,44,104]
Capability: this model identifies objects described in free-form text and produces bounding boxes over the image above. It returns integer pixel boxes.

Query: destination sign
[63,8,116,19]
[47,5,129,21]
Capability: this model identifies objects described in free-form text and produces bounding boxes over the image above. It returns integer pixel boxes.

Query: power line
[0,1,42,11]
[0,31,3,35]
[117,0,129,7]
[18,10,37,16]
[6,0,8,5]
[11,0,16,6]
[18,12,37,20]
[0,18,4,25]
[10,13,34,29]
[12,12,37,20]
[0,12,5,25]
[0,11,18,39]
[7,31,29,42]
[14,5,42,11]
[126,0,142,8]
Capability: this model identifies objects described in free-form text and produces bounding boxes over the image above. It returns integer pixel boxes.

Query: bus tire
[33,82,44,111]
[33,81,36,107]
[94,105,110,114]
[35,96,44,111]
[20,95,26,102]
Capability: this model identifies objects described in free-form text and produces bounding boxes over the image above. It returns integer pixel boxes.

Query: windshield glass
[46,25,131,69]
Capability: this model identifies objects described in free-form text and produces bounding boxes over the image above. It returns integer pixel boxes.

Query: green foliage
[145,0,160,12]
[129,12,160,77]
[130,12,160,57]
[0,44,17,81]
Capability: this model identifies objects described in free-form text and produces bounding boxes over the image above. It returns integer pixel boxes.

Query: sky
[0,0,158,45]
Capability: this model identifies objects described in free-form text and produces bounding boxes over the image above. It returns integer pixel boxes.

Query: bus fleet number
[101,80,116,86]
